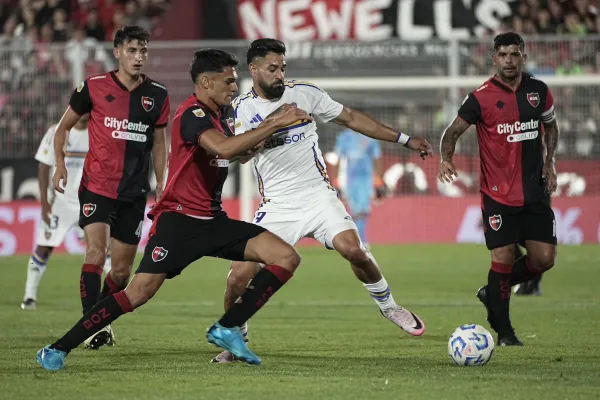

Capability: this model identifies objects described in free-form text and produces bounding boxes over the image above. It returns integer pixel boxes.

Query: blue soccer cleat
[206,323,261,365]
[36,345,67,371]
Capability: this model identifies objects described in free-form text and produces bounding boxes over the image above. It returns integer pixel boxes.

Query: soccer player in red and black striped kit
[439,32,560,346]
[52,26,170,349]
[36,49,312,370]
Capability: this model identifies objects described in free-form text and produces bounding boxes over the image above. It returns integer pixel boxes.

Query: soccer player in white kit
[21,114,111,310]
[212,39,433,363]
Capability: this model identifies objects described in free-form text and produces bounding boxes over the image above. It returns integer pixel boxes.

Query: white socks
[363,277,397,312]
[24,255,48,301]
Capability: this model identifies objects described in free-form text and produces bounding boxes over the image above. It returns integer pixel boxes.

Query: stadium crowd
[0,0,598,160]
[0,0,170,157]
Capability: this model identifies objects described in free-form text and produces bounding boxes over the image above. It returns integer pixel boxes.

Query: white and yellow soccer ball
[448,324,495,366]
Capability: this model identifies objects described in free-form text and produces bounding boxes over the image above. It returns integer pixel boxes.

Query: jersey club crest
[142,96,154,112]
[82,203,96,217]
[152,246,168,262]
[526,93,540,108]
[489,215,502,231]
[226,117,235,134]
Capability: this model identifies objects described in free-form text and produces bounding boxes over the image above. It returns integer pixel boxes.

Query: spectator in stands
[84,8,104,40]
[51,8,69,41]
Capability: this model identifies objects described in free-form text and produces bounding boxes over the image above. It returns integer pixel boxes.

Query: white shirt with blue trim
[232,80,343,200]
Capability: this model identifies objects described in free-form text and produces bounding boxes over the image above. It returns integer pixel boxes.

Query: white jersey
[35,124,89,206]
[233,80,343,200]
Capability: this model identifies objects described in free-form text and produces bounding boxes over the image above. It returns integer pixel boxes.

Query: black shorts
[78,188,146,245]
[136,212,267,279]
[482,193,557,250]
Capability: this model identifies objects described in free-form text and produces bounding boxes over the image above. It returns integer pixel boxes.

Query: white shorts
[252,190,357,249]
[36,198,83,247]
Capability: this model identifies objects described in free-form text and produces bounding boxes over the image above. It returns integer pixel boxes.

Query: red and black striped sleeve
[69,80,93,115]
[180,106,217,145]
[157,95,170,128]
[457,93,481,125]
[541,86,555,123]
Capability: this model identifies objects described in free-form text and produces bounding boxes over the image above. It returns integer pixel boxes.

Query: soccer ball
[448,324,495,366]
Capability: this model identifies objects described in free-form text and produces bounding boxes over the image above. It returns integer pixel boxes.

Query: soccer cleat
[514,278,542,296]
[21,299,36,310]
[382,306,425,336]
[476,286,500,333]
[206,323,261,365]
[36,345,67,371]
[84,325,115,350]
[210,350,237,364]
[498,332,524,346]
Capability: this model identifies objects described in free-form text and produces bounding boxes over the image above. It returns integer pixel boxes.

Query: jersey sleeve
[180,106,217,145]
[34,125,57,166]
[233,102,252,136]
[541,86,555,123]
[300,83,343,122]
[69,80,93,115]
[457,93,481,125]
[157,95,171,127]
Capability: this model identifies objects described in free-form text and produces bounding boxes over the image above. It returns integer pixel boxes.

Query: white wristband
[396,132,411,145]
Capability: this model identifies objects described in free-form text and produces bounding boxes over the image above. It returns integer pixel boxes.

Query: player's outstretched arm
[230,141,264,164]
[438,116,471,183]
[52,107,81,193]
[541,118,560,194]
[199,105,311,159]
[333,106,432,158]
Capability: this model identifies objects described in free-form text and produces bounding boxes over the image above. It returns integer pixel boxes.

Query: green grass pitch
[1,244,599,399]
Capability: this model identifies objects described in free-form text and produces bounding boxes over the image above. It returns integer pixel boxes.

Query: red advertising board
[1,196,597,256]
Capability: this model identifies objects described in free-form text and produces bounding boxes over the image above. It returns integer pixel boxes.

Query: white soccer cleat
[84,324,115,350]
[382,306,425,336]
[210,349,237,364]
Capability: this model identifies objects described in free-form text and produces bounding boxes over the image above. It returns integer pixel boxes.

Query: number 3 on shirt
[254,212,267,224]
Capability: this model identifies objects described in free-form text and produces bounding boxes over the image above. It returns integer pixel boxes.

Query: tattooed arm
[541,118,560,194]
[438,117,472,183]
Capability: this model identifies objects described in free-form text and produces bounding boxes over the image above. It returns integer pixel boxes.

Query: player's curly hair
[189,49,239,83]
[246,38,286,65]
[113,25,150,48]
[493,32,525,52]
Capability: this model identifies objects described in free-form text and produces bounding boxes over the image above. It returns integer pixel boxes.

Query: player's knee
[529,247,556,272]
[110,268,131,287]
[342,244,370,265]
[35,246,53,259]
[276,246,301,271]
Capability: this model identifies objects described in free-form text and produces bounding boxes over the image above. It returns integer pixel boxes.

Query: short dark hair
[493,32,525,52]
[113,25,150,48]
[189,49,239,83]
[246,38,286,65]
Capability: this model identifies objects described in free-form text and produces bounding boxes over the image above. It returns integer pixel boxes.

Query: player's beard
[498,67,519,82]
[259,79,285,99]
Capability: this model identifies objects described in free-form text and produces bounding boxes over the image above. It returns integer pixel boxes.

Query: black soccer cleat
[498,332,524,346]
[476,286,500,333]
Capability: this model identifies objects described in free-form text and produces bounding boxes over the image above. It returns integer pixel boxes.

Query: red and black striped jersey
[458,73,555,207]
[149,94,234,220]
[69,71,170,201]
